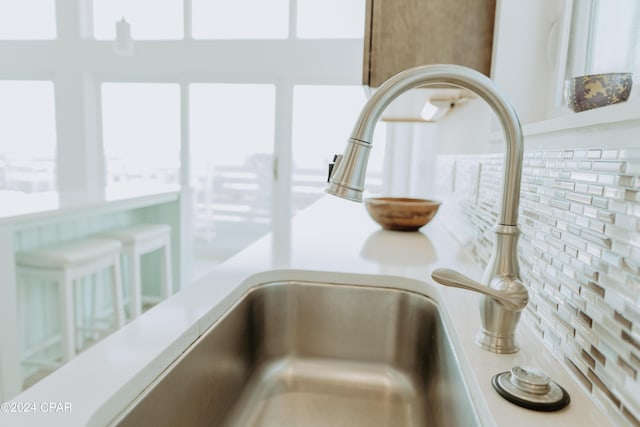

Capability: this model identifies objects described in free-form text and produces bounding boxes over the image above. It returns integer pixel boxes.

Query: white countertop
[2,196,613,426]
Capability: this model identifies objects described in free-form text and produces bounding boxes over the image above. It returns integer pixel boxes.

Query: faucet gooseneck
[326,64,528,354]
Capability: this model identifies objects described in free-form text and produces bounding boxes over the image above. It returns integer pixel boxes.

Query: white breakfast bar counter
[2,195,615,426]
[0,185,187,402]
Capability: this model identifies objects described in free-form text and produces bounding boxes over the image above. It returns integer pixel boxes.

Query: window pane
[93,0,183,40]
[101,83,180,186]
[297,0,365,39]
[590,0,636,73]
[190,83,275,264]
[0,81,57,193]
[192,0,288,39]
[0,0,56,39]
[635,26,640,76]
[291,85,386,214]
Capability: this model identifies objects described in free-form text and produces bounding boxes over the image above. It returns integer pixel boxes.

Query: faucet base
[475,329,519,354]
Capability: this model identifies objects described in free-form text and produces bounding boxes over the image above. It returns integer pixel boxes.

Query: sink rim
[106,269,495,427]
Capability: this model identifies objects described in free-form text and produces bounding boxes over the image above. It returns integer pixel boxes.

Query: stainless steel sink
[114,280,482,426]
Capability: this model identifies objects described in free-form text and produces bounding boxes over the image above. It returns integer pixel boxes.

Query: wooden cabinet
[363,0,497,87]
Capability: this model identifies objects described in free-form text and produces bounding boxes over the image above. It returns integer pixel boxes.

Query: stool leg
[91,273,101,342]
[111,255,126,328]
[161,236,173,298]
[128,247,142,318]
[76,276,85,350]
[60,270,76,362]
[16,269,27,380]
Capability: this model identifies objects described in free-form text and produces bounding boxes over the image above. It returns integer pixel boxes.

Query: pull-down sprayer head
[325,139,372,202]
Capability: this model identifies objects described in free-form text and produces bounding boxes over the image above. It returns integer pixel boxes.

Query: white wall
[491,0,569,124]
[434,98,494,155]
[381,122,439,198]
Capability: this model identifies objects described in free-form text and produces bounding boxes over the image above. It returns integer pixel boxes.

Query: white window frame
[0,0,365,245]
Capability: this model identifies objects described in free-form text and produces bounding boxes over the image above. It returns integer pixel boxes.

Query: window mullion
[289,0,297,39]
[55,73,105,201]
[180,81,190,188]
[630,3,640,74]
[271,79,293,266]
[184,0,192,40]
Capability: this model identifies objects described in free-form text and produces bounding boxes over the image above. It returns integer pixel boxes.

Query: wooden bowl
[364,197,441,231]
[564,72,632,112]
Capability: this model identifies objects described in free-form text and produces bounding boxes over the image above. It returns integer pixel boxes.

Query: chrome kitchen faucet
[326,64,528,354]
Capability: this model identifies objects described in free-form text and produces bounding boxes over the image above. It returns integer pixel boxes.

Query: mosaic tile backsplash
[436,148,640,426]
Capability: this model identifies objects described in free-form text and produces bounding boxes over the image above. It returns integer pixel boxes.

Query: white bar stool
[98,224,173,319]
[16,238,125,367]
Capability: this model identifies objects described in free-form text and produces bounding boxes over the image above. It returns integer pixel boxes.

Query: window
[191,0,289,39]
[0,2,368,267]
[0,0,56,39]
[101,83,181,186]
[190,83,276,262]
[0,81,57,193]
[92,0,183,40]
[296,0,365,39]
[566,0,640,79]
[291,85,386,214]
[2,0,369,394]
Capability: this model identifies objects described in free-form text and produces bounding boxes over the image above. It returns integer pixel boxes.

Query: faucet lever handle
[431,268,528,311]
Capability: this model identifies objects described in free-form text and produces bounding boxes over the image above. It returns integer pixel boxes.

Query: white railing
[106,156,383,247]
[0,155,56,193]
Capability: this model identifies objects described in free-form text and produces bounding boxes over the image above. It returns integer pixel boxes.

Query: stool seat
[99,224,171,245]
[16,238,122,268]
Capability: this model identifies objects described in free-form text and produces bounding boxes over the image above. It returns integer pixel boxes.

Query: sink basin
[113,279,482,426]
